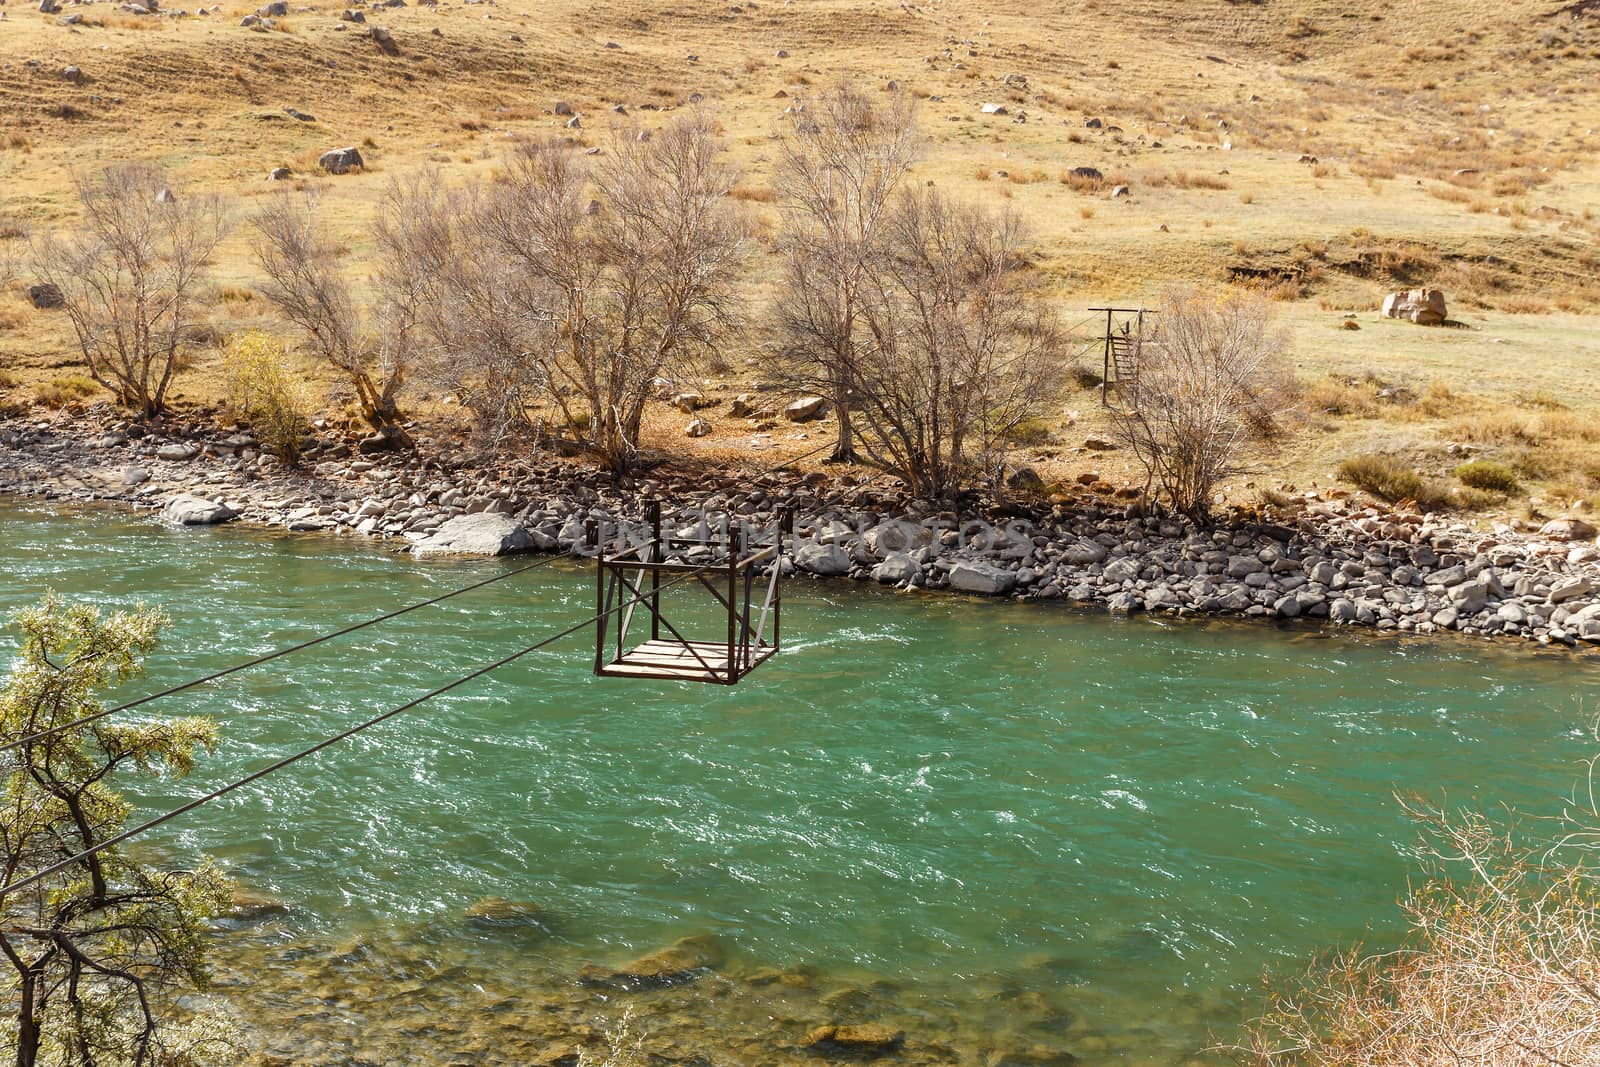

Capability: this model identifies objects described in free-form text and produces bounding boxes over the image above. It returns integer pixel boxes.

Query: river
[2,501,1596,1065]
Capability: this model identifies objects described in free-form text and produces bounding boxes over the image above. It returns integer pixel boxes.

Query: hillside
[3,0,1600,513]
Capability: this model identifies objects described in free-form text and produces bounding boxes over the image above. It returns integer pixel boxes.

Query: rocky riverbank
[4,410,1600,650]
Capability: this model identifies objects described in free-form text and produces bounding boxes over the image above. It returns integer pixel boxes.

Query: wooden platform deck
[598,639,775,684]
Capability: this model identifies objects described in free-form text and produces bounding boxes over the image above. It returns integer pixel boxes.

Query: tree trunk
[828,367,857,463]
[16,967,40,1067]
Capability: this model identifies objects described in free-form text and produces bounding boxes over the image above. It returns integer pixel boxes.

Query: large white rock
[161,494,237,526]
[413,513,535,557]
[784,396,827,422]
[862,519,932,558]
[948,561,1016,596]
[794,542,851,577]
[872,553,920,585]
[1380,288,1447,326]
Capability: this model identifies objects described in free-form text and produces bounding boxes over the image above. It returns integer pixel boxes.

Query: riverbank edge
[4,412,1600,652]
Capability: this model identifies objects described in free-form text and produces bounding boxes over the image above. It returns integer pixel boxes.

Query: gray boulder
[413,513,534,557]
[794,542,851,577]
[161,495,238,526]
[26,283,64,310]
[784,396,827,422]
[948,561,1016,596]
[1062,539,1108,565]
[318,147,365,174]
[155,442,199,461]
[872,553,920,585]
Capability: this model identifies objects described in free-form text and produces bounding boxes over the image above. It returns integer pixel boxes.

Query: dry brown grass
[1145,170,1231,191]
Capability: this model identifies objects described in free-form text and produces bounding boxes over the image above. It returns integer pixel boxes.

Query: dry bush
[1146,170,1230,191]
[1454,459,1519,493]
[251,191,413,446]
[33,164,229,418]
[224,330,309,464]
[1336,454,1451,509]
[1110,287,1293,521]
[1238,782,1600,1067]
[1301,375,1379,417]
[729,183,777,203]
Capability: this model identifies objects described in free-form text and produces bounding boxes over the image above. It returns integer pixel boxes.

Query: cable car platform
[598,639,778,683]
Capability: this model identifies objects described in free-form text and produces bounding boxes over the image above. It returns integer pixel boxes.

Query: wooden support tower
[590,501,791,685]
[1088,305,1155,406]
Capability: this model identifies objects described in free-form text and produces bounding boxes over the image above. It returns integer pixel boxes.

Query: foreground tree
[1109,287,1292,522]
[773,83,921,462]
[250,191,415,448]
[0,596,232,1067]
[1239,784,1600,1067]
[477,116,746,473]
[853,189,1062,499]
[33,165,229,418]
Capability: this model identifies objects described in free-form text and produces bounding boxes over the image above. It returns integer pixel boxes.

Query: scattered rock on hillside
[257,0,285,13]
[1085,117,1103,128]
[155,442,199,460]
[1110,184,1130,198]
[980,102,1008,115]
[268,166,292,181]
[368,24,396,51]
[339,7,364,19]
[40,0,61,12]
[26,283,63,309]
[1541,517,1598,542]
[284,107,315,122]
[784,396,826,422]
[318,146,364,174]
[684,417,711,438]
[161,494,237,526]
[1069,166,1103,182]
[1380,287,1447,326]
[553,100,574,115]
[61,65,82,82]
[412,513,534,557]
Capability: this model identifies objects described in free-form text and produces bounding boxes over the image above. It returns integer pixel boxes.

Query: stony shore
[4,411,1600,650]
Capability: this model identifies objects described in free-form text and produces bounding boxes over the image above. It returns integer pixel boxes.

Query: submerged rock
[463,896,550,933]
[804,1023,906,1055]
[581,935,725,989]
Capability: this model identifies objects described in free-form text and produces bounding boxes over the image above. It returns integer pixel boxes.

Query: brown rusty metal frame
[590,501,791,685]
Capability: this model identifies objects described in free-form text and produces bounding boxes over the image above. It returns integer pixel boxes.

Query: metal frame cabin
[589,501,791,685]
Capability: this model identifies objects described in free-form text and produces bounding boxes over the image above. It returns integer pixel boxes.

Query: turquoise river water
[1,501,1597,1065]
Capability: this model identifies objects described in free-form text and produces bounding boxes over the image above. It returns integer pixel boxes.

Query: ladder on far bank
[1088,306,1155,407]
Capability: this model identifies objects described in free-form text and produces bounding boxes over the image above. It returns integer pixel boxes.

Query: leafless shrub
[382,174,548,447]
[772,81,922,462]
[852,189,1062,498]
[1236,772,1600,1067]
[1110,287,1293,521]
[32,165,229,418]
[477,115,747,472]
[250,191,413,446]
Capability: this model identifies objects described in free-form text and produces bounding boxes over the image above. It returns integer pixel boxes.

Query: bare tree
[380,175,548,447]
[32,165,228,418]
[250,191,413,447]
[0,184,25,289]
[1109,287,1292,522]
[773,82,921,462]
[477,116,746,473]
[852,189,1062,499]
